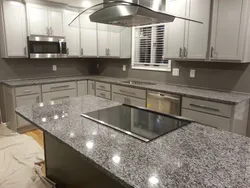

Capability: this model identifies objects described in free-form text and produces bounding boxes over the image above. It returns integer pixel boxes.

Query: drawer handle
[190,103,220,112]
[23,89,32,93]
[99,85,105,89]
[50,85,70,90]
[119,89,136,96]
[51,96,70,101]
[99,93,106,97]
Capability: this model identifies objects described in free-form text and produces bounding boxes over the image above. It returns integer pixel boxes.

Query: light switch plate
[172,68,179,76]
[190,69,195,78]
[52,65,57,71]
[123,65,126,71]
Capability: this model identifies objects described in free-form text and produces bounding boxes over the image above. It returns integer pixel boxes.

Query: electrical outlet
[172,68,179,76]
[123,65,126,71]
[190,69,195,78]
[52,65,57,71]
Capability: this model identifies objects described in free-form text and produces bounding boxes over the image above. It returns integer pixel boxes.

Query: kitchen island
[16,95,250,188]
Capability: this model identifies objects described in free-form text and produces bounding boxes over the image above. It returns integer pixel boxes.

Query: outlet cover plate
[172,68,179,76]
[52,65,57,71]
[123,65,126,71]
[190,69,195,78]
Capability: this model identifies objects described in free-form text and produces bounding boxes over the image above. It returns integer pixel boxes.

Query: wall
[96,59,250,93]
[0,58,91,81]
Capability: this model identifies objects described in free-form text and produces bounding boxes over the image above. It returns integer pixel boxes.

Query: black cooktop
[81,105,192,142]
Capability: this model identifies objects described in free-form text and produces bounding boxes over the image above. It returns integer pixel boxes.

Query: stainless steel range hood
[69,0,202,28]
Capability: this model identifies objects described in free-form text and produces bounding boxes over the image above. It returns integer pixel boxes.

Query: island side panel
[44,133,127,188]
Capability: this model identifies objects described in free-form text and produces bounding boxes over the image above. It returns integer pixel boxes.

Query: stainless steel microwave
[28,36,67,58]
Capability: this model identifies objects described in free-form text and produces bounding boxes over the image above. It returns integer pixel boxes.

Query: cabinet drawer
[15,85,40,96]
[42,82,76,93]
[182,97,232,118]
[96,89,111,100]
[77,81,87,96]
[96,82,111,91]
[112,85,146,99]
[112,93,146,107]
[182,108,230,131]
[42,89,76,102]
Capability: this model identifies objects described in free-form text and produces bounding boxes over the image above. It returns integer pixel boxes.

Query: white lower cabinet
[181,97,249,136]
[16,94,40,128]
[77,81,88,96]
[88,81,95,95]
[43,89,76,102]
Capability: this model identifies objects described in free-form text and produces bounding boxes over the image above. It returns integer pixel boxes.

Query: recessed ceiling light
[82,1,92,8]
[149,176,159,185]
[86,141,94,149]
[112,155,121,164]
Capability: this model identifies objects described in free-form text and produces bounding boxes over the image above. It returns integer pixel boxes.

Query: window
[132,24,171,72]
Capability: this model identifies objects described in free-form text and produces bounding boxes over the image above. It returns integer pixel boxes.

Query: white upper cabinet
[80,12,98,57]
[164,0,187,59]
[63,10,80,57]
[97,24,121,57]
[164,0,211,60]
[120,28,132,58]
[48,8,64,37]
[209,0,250,62]
[185,0,210,59]
[0,1,27,57]
[27,3,64,36]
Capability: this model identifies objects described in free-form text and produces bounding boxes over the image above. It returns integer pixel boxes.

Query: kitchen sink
[121,80,157,86]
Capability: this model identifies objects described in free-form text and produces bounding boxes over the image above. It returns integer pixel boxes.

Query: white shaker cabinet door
[80,13,98,56]
[120,28,132,58]
[210,0,243,61]
[16,94,40,128]
[2,1,27,57]
[164,0,187,59]
[185,0,210,59]
[109,29,120,57]
[48,8,64,37]
[63,10,80,57]
[27,4,49,36]
[97,24,109,57]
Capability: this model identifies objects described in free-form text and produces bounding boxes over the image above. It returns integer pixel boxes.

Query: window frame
[131,23,171,72]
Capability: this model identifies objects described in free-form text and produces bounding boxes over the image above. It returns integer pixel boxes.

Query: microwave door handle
[59,41,62,56]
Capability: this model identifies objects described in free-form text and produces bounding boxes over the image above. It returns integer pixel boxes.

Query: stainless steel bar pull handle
[184,47,187,58]
[50,27,53,36]
[67,48,69,55]
[190,103,220,112]
[81,48,84,56]
[24,47,27,56]
[179,48,183,57]
[92,83,94,90]
[210,47,214,58]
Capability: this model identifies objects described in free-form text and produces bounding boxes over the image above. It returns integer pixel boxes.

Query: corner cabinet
[164,0,211,60]
[26,3,64,37]
[0,0,28,58]
[209,0,250,62]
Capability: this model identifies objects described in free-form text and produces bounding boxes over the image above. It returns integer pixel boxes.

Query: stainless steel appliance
[28,36,67,58]
[81,104,191,142]
[147,91,181,116]
[69,0,202,28]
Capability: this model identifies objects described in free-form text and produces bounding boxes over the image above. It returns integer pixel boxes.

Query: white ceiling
[44,0,102,8]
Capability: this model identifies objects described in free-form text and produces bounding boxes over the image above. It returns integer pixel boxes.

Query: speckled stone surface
[16,96,250,188]
[2,75,250,104]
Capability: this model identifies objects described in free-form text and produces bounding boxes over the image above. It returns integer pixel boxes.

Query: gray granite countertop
[2,75,250,104]
[16,96,250,188]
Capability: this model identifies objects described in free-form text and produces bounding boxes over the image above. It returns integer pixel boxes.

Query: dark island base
[44,133,126,188]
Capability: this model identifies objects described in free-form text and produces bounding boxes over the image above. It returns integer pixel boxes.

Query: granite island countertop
[16,95,250,188]
[2,75,250,104]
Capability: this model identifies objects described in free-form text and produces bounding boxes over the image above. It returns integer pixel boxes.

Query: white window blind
[132,24,171,71]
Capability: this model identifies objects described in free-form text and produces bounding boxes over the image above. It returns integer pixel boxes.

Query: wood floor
[23,129,45,175]
[24,129,44,148]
